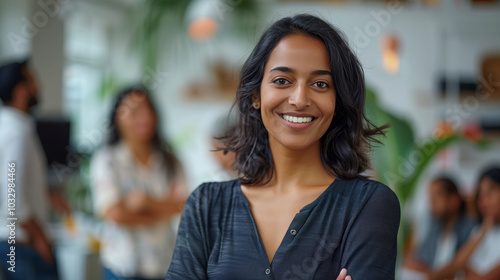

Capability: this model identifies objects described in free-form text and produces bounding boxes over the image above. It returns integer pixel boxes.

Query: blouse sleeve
[89,149,121,218]
[166,184,209,280]
[169,161,190,200]
[341,184,401,280]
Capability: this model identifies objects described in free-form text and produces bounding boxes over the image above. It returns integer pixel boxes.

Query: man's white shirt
[0,106,50,242]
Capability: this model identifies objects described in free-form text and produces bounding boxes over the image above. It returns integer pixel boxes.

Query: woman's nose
[288,83,311,110]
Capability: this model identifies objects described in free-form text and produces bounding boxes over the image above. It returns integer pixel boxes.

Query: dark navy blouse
[165,177,400,280]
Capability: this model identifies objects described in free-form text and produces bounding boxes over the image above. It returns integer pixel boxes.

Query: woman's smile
[278,112,317,130]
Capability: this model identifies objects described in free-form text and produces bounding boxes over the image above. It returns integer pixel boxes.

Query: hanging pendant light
[381,33,400,74]
[186,0,219,42]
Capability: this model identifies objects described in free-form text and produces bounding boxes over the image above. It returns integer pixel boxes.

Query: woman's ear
[251,94,260,104]
[251,94,261,109]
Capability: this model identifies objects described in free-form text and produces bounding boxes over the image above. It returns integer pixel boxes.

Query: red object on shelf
[463,123,482,143]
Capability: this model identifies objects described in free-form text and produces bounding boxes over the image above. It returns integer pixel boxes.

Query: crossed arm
[103,188,186,227]
[428,218,496,280]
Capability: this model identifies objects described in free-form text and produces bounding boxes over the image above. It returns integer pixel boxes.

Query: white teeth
[282,114,313,124]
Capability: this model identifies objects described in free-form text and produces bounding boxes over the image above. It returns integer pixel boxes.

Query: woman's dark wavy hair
[475,166,500,222]
[432,176,466,214]
[222,14,387,185]
[108,85,178,177]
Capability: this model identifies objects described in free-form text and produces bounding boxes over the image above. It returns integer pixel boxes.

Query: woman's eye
[273,78,290,85]
[313,81,329,89]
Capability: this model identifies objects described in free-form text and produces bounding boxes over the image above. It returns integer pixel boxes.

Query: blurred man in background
[404,177,477,276]
[0,59,68,280]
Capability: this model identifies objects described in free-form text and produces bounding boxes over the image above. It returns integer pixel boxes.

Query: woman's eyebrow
[270,66,295,73]
[269,66,332,77]
[311,70,332,76]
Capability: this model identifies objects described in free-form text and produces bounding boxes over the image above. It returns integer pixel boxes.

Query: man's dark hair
[0,59,29,103]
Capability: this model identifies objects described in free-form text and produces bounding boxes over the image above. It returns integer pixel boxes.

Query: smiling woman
[224,16,387,185]
[166,14,400,280]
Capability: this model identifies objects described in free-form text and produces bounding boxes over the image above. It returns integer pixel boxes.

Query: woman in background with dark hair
[428,167,500,280]
[166,14,400,280]
[403,177,477,277]
[90,86,188,280]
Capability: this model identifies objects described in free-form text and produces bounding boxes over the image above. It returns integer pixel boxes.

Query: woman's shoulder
[330,177,401,230]
[91,143,130,163]
[90,145,114,167]
[337,176,396,195]
[187,179,241,206]
[91,144,117,160]
[334,177,400,208]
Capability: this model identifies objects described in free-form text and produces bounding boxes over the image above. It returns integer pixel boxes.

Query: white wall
[31,0,66,116]
[0,0,32,61]
[0,0,66,116]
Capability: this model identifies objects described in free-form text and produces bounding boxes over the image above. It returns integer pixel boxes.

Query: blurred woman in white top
[428,167,500,280]
[90,85,188,280]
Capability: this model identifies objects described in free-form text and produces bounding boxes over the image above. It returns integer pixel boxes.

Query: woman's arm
[428,219,493,280]
[124,177,188,221]
[144,194,185,220]
[476,264,500,280]
[108,181,187,226]
[404,255,432,274]
[124,190,185,221]
[481,264,500,280]
[341,184,401,280]
[465,263,500,280]
[90,150,160,227]
[102,201,158,226]
[166,185,209,280]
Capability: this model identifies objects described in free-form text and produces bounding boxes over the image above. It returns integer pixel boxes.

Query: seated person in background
[428,167,500,280]
[405,177,477,274]
[90,85,188,280]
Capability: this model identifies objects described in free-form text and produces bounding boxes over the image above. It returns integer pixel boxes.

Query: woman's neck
[125,139,154,167]
[442,212,459,232]
[264,138,335,193]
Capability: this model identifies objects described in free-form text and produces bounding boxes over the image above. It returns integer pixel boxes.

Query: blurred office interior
[1,0,500,279]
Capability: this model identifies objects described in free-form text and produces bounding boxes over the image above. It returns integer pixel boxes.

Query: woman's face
[428,181,460,220]
[429,182,450,219]
[259,33,336,150]
[115,91,157,143]
[478,177,500,221]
